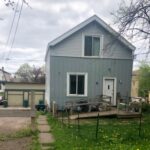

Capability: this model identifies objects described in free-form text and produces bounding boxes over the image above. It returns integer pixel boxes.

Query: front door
[103,78,116,105]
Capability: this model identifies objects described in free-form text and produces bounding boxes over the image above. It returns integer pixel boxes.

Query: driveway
[0,117,31,134]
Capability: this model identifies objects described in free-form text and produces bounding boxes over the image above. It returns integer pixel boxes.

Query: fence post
[139,114,142,137]
[31,90,36,131]
[52,101,56,116]
[67,108,70,127]
[96,113,100,139]
[77,106,81,135]
[61,106,64,124]
[139,102,143,137]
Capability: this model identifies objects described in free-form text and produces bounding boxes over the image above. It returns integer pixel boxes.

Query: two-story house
[45,15,135,109]
[0,67,11,92]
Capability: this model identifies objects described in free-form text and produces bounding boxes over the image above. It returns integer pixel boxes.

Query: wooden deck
[69,109,141,120]
[117,111,141,119]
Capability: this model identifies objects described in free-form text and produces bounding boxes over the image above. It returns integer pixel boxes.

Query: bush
[142,103,150,113]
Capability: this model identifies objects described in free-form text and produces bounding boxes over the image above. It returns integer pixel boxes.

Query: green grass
[0,128,34,141]
[30,130,41,150]
[47,114,150,150]
[30,112,42,150]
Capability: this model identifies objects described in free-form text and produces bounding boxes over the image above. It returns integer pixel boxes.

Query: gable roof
[46,15,135,59]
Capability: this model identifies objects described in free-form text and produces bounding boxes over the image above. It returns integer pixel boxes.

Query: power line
[2,0,32,68]
[1,0,19,61]
[6,0,24,61]
[6,0,19,47]
[23,0,32,9]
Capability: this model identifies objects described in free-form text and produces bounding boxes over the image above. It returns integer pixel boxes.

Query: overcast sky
[0,0,149,73]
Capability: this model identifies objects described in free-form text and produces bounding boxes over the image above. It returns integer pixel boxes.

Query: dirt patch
[0,117,33,150]
[0,137,32,150]
[0,117,31,134]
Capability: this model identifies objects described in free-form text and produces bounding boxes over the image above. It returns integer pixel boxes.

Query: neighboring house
[0,83,5,93]
[131,70,139,97]
[45,15,135,109]
[131,70,150,102]
[5,82,45,106]
[0,67,11,92]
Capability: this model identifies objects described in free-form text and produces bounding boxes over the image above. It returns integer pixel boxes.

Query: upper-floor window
[84,35,101,56]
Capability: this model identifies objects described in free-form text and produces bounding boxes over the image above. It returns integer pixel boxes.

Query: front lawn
[47,113,150,150]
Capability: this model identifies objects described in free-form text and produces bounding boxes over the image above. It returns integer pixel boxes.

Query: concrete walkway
[37,115,55,150]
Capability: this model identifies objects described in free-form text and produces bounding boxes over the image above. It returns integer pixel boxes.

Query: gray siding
[50,21,132,59]
[50,56,133,108]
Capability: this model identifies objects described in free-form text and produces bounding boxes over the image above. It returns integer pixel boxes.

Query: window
[67,73,88,96]
[84,36,101,56]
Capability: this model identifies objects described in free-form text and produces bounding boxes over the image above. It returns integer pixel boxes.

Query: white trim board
[82,34,104,57]
[66,72,88,97]
[51,55,133,60]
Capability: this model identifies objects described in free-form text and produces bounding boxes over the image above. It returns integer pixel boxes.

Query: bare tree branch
[113,0,150,39]
[3,0,31,10]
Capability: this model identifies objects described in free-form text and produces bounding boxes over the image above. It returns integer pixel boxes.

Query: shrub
[142,103,150,113]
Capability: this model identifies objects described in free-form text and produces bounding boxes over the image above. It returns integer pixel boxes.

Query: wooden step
[117,112,141,119]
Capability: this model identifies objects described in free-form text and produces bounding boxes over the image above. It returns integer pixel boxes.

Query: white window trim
[82,34,104,57]
[67,72,88,97]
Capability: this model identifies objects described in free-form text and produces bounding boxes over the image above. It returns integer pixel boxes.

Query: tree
[113,0,150,59]
[15,63,45,83]
[3,0,15,9]
[138,62,150,97]
[31,65,45,83]
[15,63,32,81]
[113,0,150,40]
[3,0,30,10]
